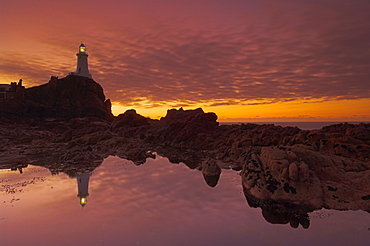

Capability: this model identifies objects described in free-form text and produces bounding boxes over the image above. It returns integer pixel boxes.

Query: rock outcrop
[111,109,151,129]
[241,146,370,212]
[156,107,219,146]
[0,75,113,120]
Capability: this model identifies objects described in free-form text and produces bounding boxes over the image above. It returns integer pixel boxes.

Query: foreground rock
[1,109,368,216]
[242,146,369,213]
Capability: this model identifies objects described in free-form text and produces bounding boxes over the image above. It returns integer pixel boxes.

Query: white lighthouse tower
[72,43,92,78]
[76,173,92,207]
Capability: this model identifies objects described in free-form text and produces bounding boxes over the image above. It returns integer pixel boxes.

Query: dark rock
[200,158,221,187]
[160,107,205,124]
[54,130,73,143]
[362,195,370,200]
[0,75,113,120]
[111,109,150,128]
[327,186,338,191]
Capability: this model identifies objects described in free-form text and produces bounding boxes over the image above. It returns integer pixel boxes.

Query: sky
[1,0,369,122]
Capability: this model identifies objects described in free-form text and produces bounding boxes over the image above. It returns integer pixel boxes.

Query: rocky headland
[1,75,369,228]
[0,75,113,120]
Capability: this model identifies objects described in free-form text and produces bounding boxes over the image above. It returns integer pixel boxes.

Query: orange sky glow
[1,0,369,122]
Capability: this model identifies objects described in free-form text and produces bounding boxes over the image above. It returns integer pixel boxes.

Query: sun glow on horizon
[111,98,370,122]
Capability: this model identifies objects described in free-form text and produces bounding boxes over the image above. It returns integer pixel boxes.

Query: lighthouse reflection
[75,173,92,207]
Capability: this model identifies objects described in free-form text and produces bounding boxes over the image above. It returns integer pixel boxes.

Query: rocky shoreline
[1,75,369,228]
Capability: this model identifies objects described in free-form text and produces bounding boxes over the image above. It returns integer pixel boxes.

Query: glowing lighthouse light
[79,44,86,53]
[80,197,87,205]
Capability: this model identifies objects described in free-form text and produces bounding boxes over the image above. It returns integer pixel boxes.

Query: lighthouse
[76,173,92,207]
[72,43,92,78]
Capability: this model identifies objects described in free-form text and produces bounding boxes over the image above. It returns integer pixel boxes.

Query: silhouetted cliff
[0,75,113,120]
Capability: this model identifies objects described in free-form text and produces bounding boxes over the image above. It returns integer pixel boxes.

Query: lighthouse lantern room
[72,43,92,78]
[79,44,86,53]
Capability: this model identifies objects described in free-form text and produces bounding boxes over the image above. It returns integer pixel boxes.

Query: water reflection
[1,155,369,246]
[244,186,310,229]
[1,154,367,230]
[10,164,28,174]
[200,159,222,188]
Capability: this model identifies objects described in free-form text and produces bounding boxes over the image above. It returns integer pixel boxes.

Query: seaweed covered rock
[241,146,370,212]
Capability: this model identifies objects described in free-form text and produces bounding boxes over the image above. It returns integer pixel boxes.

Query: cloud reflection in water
[0,155,368,246]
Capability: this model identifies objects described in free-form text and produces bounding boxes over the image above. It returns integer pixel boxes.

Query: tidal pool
[1,155,369,246]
